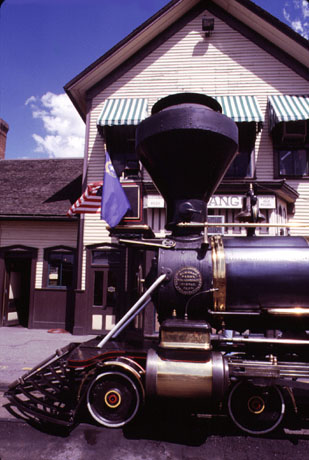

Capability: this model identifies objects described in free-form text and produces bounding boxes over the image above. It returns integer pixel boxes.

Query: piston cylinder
[145,349,229,402]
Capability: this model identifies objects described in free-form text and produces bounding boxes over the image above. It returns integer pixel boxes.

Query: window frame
[43,246,76,289]
[225,148,255,179]
[224,122,257,180]
[103,125,140,178]
[275,146,309,178]
[272,120,309,179]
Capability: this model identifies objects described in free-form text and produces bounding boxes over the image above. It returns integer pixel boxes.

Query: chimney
[0,118,9,159]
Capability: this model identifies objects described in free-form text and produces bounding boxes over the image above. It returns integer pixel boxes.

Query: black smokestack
[136,93,238,232]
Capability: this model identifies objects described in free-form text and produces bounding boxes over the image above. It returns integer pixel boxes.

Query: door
[89,248,124,333]
[92,268,120,331]
[3,258,31,326]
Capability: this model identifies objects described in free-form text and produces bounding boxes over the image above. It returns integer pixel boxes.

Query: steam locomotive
[6,93,309,436]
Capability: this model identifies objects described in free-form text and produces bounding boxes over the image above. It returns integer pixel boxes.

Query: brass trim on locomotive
[178,222,309,229]
[210,236,226,312]
[159,319,212,350]
[145,348,229,401]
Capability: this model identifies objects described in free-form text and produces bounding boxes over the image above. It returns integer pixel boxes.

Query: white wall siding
[287,182,309,236]
[91,10,308,109]
[81,213,111,290]
[0,221,78,288]
[84,6,309,244]
[87,129,105,183]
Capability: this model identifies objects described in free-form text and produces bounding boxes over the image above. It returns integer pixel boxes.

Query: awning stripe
[98,96,263,126]
[213,96,264,123]
[268,95,309,130]
[97,98,148,126]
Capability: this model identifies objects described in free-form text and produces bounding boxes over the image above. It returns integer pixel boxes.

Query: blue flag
[101,151,131,227]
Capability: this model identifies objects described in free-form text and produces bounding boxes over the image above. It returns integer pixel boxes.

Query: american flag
[67,182,102,216]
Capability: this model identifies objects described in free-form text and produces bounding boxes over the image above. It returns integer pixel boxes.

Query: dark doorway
[3,257,31,327]
[89,248,124,333]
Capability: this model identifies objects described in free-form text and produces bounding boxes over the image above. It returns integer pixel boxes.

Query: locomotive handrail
[119,238,176,249]
[178,222,309,228]
[97,273,167,348]
[213,335,309,346]
[111,298,152,338]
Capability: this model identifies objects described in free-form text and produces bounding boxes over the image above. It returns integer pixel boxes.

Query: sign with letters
[144,195,165,208]
[208,195,276,209]
[144,195,276,210]
[208,195,242,209]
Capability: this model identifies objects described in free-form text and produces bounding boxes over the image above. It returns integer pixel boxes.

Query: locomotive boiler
[5,93,309,436]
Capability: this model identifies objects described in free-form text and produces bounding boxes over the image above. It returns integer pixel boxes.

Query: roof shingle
[0,158,83,218]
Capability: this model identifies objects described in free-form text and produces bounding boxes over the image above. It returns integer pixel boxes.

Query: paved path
[0,417,309,460]
[0,327,93,386]
[0,326,94,421]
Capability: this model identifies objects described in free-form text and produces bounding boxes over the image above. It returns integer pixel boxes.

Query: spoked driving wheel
[87,371,142,428]
[228,381,285,435]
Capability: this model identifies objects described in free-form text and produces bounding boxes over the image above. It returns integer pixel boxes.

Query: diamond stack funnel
[136,93,238,232]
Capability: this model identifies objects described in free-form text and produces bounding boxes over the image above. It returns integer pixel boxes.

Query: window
[224,123,256,179]
[93,269,118,308]
[225,150,254,178]
[272,120,309,178]
[277,148,308,177]
[104,126,140,178]
[92,248,120,265]
[46,251,74,288]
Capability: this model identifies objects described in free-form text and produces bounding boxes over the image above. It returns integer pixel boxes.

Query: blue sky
[0,0,308,159]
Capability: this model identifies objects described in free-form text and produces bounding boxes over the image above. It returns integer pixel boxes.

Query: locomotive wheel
[86,371,141,428]
[228,381,285,435]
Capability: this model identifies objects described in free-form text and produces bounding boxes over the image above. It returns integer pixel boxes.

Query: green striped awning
[97,98,148,126]
[214,96,264,123]
[268,95,309,131]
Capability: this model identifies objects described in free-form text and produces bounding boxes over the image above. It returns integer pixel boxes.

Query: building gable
[87,1,308,103]
[65,0,309,119]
